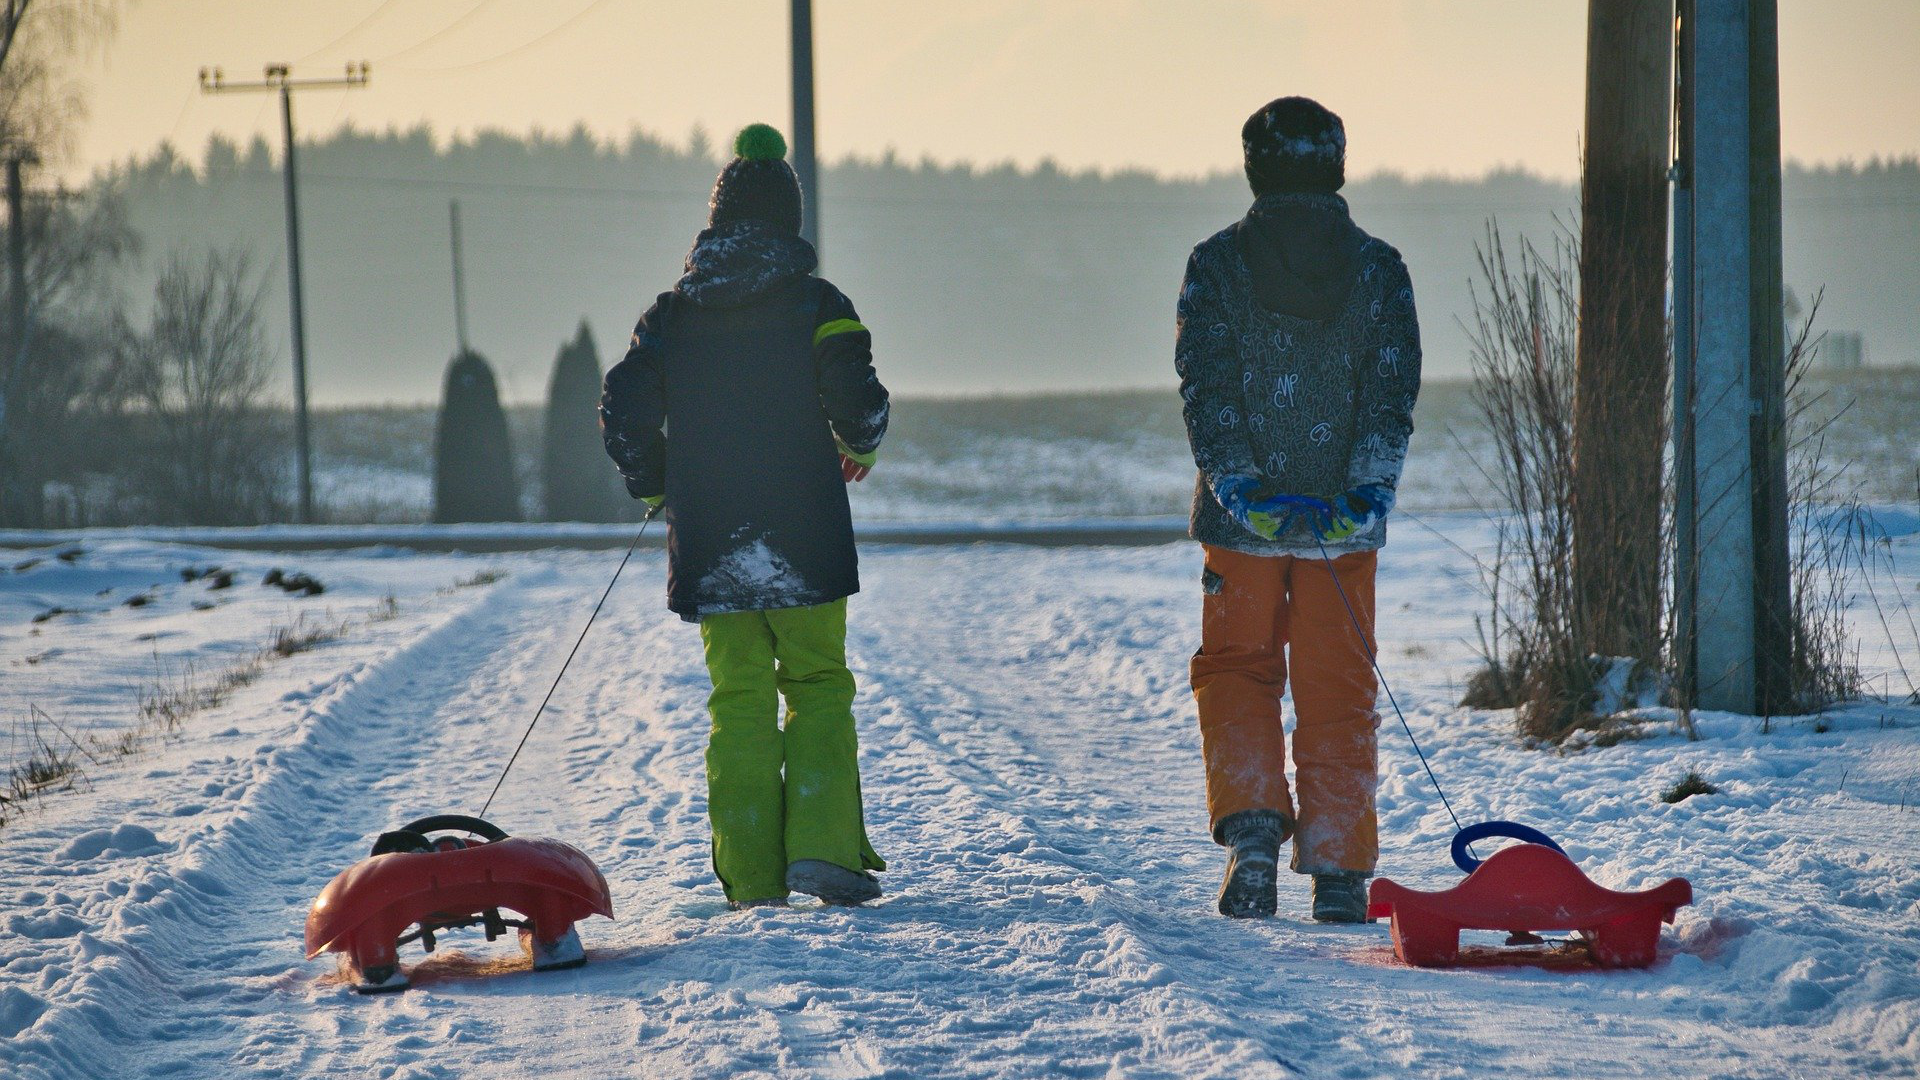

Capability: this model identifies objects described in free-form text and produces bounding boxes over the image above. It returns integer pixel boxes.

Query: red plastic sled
[305,815,613,993]
[1368,839,1692,969]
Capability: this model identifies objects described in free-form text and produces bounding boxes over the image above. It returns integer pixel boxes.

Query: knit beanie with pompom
[708,123,804,236]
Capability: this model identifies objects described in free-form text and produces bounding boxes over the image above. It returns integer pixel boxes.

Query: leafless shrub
[1461,225,1615,741]
[1776,293,1868,713]
[112,250,288,524]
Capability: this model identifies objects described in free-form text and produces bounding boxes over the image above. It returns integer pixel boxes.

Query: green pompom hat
[733,122,787,162]
[709,123,803,236]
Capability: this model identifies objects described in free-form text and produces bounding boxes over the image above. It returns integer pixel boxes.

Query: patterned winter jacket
[601,220,889,621]
[1175,192,1422,555]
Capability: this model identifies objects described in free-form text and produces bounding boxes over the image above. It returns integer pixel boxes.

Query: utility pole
[1673,0,1790,714]
[1744,0,1793,714]
[448,199,470,354]
[1572,0,1673,666]
[200,62,369,524]
[0,144,36,527]
[790,0,820,259]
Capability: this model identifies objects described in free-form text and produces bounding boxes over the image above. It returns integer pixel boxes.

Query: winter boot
[1311,871,1372,923]
[786,859,882,907]
[727,897,790,912]
[1216,809,1290,918]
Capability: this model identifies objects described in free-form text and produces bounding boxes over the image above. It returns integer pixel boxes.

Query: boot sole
[786,860,882,906]
[1217,859,1278,918]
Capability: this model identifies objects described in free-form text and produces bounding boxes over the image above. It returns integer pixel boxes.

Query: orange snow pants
[1191,545,1380,874]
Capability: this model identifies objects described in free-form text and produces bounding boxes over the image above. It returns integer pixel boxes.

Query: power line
[396,0,617,75]
[371,0,502,65]
[296,0,405,65]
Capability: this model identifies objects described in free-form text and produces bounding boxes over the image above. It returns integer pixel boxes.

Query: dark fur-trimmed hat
[1242,97,1346,195]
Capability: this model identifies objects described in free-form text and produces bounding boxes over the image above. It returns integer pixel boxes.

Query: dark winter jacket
[601,220,889,621]
[1175,191,1422,555]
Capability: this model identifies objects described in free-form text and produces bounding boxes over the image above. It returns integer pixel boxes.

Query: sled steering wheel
[1450,820,1566,874]
[370,814,511,856]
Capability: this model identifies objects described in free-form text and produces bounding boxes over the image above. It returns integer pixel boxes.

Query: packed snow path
[3,529,1917,1079]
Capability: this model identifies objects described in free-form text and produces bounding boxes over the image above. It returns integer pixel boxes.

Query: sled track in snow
[4,569,591,1078]
[5,540,1917,1079]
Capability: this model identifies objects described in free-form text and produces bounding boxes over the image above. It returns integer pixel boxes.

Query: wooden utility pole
[790,0,820,259]
[0,146,35,526]
[1572,0,1674,665]
[200,62,369,524]
[1673,0,1791,714]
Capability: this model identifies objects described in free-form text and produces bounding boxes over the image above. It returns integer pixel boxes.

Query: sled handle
[1451,821,1565,874]
[370,814,511,856]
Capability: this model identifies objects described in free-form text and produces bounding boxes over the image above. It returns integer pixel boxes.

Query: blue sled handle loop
[1451,820,1566,874]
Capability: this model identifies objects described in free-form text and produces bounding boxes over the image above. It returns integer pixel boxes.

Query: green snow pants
[699,598,884,903]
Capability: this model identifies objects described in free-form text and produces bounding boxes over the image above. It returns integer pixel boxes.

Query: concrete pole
[1746,0,1794,714]
[1671,0,1697,703]
[790,0,820,259]
[1684,0,1757,713]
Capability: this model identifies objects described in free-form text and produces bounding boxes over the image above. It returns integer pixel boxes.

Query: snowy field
[2,512,1918,1079]
[284,371,1920,525]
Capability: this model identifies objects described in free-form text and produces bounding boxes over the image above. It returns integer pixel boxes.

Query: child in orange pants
[1175,96,1421,920]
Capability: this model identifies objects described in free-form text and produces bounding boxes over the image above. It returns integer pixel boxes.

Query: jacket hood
[676,220,818,307]
[1237,192,1366,321]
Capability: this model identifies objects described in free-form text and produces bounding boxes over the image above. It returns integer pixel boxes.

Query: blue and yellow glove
[1316,482,1395,542]
[1214,476,1336,541]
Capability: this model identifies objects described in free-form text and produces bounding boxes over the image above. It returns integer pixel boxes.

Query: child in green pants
[600,125,890,908]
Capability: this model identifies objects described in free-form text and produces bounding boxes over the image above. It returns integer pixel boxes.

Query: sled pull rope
[1316,541,1467,837]
[479,507,659,819]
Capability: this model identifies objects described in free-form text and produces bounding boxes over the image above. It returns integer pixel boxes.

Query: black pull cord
[478,506,659,819]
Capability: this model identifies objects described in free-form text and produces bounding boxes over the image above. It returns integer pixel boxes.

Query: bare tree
[115,250,286,524]
[0,1,116,157]
[0,0,122,522]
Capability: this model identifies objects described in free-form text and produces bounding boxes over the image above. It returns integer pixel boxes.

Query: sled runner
[1367,821,1692,969]
[304,814,613,993]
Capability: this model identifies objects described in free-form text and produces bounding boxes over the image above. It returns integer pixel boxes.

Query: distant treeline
[93,125,1919,402]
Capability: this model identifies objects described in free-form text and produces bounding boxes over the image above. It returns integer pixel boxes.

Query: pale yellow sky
[65,0,1920,185]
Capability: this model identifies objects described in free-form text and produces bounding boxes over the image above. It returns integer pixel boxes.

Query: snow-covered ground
[2,513,1917,1079]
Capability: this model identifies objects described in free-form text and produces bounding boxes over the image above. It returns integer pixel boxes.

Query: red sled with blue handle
[304,814,614,993]
[1367,822,1693,969]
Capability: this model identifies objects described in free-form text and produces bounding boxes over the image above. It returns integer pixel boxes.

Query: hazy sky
[67,1,1920,185]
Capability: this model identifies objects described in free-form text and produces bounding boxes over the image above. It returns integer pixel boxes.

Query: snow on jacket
[600,220,889,621]
[1175,191,1422,555]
